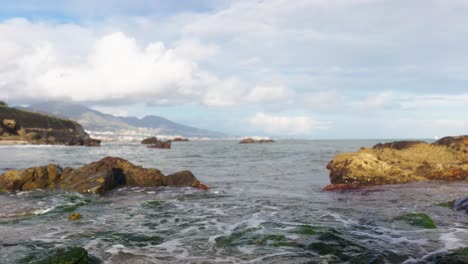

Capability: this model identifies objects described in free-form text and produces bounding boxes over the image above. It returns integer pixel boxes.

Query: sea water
[0,140,467,263]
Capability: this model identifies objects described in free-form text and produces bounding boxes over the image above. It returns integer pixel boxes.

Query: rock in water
[20,247,92,264]
[325,135,468,189]
[0,156,206,195]
[454,197,468,213]
[239,138,274,144]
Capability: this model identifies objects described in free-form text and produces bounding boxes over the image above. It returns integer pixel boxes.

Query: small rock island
[325,135,468,190]
[239,138,275,144]
[0,156,207,195]
[0,102,100,146]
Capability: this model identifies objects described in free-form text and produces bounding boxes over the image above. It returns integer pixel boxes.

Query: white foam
[105,244,126,255]
[439,228,467,250]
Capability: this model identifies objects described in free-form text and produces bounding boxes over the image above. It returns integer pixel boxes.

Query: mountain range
[26,102,226,139]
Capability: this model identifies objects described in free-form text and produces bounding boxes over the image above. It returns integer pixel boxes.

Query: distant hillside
[26,102,226,139]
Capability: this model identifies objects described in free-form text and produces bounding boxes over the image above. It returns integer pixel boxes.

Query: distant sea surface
[0,140,467,263]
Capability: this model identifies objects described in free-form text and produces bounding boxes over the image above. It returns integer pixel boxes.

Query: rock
[84,138,101,147]
[0,164,62,192]
[68,212,82,220]
[431,247,468,264]
[0,156,205,195]
[394,213,437,229]
[454,197,468,212]
[2,119,17,130]
[147,140,171,149]
[239,138,275,144]
[173,137,189,142]
[326,136,468,189]
[0,105,99,146]
[239,138,256,144]
[165,170,198,186]
[141,136,159,144]
[141,136,171,148]
[20,247,92,264]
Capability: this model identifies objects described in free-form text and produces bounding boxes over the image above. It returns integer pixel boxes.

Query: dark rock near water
[141,136,171,149]
[0,105,99,146]
[0,156,206,195]
[172,137,189,142]
[18,246,96,264]
[325,135,468,190]
[239,138,275,144]
[141,136,159,144]
[454,197,468,213]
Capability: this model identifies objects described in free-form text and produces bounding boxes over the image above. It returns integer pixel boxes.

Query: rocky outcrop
[0,156,206,195]
[147,140,171,149]
[141,136,159,144]
[325,136,468,189]
[0,105,100,146]
[173,137,189,142]
[141,136,171,148]
[239,138,275,144]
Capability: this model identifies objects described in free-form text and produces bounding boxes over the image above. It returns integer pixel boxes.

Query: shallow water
[0,140,467,263]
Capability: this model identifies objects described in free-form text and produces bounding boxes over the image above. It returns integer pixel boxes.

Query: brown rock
[68,212,82,220]
[326,136,468,187]
[141,137,159,144]
[0,156,204,195]
[0,164,63,192]
[165,170,198,187]
[239,138,256,144]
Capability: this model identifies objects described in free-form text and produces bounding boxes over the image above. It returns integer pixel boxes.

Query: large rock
[0,105,100,146]
[326,136,468,189]
[0,157,205,195]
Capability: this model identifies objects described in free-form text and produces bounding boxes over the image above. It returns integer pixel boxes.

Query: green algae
[436,201,455,208]
[18,247,98,264]
[394,213,437,229]
[292,224,317,235]
[143,200,163,207]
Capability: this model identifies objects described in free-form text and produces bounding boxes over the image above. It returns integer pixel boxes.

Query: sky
[1,0,468,139]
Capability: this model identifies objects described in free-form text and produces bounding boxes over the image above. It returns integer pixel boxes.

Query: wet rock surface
[326,135,468,189]
[0,156,205,195]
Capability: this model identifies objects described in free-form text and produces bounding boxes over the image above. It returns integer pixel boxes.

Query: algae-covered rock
[326,135,468,189]
[432,247,468,264]
[394,213,437,229]
[19,247,93,264]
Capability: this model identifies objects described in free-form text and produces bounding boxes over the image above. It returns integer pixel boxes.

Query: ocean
[0,140,467,263]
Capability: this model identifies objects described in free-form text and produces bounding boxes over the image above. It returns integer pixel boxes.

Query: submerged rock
[325,135,468,189]
[19,247,95,264]
[0,156,206,195]
[68,212,82,221]
[394,213,437,229]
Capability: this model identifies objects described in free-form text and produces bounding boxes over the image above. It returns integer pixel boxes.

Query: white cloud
[0,19,285,107]
[400,94,468,109]
[351,91,394,110]
[250,112,331,135]
[244,85,293,103]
